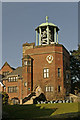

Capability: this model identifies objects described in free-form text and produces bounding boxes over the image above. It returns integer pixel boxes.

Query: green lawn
[2,104,54,120]
[2,103,80,120]
[37,102,79,116]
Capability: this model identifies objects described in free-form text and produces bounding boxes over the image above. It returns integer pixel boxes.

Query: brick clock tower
[22,16,71,101]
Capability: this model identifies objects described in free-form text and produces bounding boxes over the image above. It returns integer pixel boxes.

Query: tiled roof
[8,67,22,77]
[2,67,22,80]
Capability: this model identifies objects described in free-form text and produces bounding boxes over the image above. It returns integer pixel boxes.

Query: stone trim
[24,51,63,56]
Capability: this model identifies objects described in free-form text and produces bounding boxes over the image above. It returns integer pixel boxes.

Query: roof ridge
[0,62,15,70]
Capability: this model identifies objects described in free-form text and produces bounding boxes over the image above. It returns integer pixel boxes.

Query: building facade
[22,16,71,101]
[2,17,71,104]
[0,62,15,93]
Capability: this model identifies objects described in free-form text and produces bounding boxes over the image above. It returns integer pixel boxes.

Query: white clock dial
[46,55,53,63]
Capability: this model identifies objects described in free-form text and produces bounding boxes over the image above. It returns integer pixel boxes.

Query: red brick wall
[22,44,70,100]
[2,44,70,102]
[3,78,22,100]
[22,58,32,98]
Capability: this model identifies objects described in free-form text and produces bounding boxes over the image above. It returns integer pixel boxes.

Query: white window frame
[45,86,53,92]
[51,86,53,91]
[46,86,48,92]
[8,77,11,82]
[8,86,17,93]
[43,68,49,78]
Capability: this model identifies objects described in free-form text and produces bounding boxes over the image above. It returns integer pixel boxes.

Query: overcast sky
[2,2,78,68]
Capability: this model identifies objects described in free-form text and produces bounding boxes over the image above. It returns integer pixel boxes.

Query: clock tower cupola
[35,16,59,46]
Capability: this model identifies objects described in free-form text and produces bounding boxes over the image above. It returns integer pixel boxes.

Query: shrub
[2,92,9,105]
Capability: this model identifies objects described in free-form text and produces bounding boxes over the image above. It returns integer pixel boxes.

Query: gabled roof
[1,62,15,70]
[2,67,22,80]
[8,67,22,77]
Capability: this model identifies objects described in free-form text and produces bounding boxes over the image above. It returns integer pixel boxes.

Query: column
[36,31,38,46]
[54,28,56,43]
[57,31,58,44]
[47,26,49,44]
[39,27,41,45]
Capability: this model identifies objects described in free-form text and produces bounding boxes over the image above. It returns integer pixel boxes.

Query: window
[45,86,53,92]
[51,86,53,91]
[58,85,61,92]
[43,68,49,78]
[66,73,69,79]
[24,60,27,65]
[16,77,18,81]
[3,71,9,76]
[8,77,11,82]
[27,60,31,65]
[46,86,48,92]
[58,68,61,77]
[28,88,30,91]
[8,86,17,93]
[11,77,13,82]
[24,82,27,87]
[24,60,31,66]
[8,76,18,82]
[13,77,16,81]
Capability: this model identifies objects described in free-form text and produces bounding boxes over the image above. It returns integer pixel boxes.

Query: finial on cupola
[46,16,49,23]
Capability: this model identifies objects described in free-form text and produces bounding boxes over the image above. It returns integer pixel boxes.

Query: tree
[2,92,9,105]
[70,45,80,94]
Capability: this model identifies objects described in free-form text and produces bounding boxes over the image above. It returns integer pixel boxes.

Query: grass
[37,102,79,116]
[2,104,54,120]
[2,102,80,120]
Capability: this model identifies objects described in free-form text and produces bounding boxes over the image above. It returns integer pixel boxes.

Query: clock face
[46,55,53,63]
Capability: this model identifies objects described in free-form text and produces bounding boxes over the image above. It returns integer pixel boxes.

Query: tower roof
[35,16,59,31]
